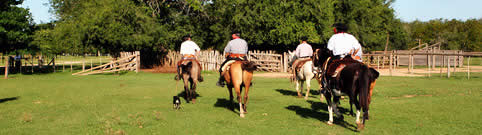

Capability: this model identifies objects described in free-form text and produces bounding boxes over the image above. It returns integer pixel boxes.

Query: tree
[0,0,33,54]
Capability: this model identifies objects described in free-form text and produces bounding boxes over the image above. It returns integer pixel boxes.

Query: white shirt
[180,40,200,55]
[295,43,313,57]
[327,33,362,57]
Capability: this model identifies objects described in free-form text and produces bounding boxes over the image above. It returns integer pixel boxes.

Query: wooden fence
[72,51,140,75]
[165,50,284,72]
[364,50,482,78]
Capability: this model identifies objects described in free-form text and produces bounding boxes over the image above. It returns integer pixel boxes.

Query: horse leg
[324,92,334,125]
[304,78,311,100]
[234,85,245,118]
[190,79,197,104]
[228,86,234,111]
[243,82,250,114]
[333,96,343,120]
[296,80,302,98]
[183,77,190,103]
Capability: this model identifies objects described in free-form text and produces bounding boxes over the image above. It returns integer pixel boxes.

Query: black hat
[333,23,348,32]
[182,34,191,41]
[300,36,308,41]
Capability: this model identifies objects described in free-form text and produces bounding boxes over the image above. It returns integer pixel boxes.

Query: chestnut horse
[179,60,202,103]
[222,60,257,118]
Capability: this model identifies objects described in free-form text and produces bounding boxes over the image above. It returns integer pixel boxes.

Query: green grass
[0,71,481,134]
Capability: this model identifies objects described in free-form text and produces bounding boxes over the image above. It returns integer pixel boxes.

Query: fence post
[82,60,85,71]
[453,56,456,73]
[447,58,451,78]
[388,53,392,76]
[408,53,411,73]
[136,51,140,73]
[70,56,73,72]
[4,56,8,79]
[467,56,470,79]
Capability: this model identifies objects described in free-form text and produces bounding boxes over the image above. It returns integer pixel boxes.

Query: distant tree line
[1,0,481,57]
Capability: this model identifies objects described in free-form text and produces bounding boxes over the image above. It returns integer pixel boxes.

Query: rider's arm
[224,42,232,57]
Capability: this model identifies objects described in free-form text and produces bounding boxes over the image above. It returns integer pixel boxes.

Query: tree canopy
[0,0,33,54]
[13,0,482,56]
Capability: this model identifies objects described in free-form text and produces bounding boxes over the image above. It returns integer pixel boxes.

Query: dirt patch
[390,94,433,99]
[141,66,176,73]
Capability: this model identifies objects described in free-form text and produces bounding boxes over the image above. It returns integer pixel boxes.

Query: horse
[221,60,257,118]
[287,51,315,100]
[179,60,202,103]
[314,47,379,130]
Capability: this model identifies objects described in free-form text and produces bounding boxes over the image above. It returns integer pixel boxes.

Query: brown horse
[179,60,202,103]
[314,47,379,130]
[222,60,257,118]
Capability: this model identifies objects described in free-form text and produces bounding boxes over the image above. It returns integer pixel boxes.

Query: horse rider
[290,36,313,74]
[325,23,363,95]
[174,34,203,82]
[216,31,248,87]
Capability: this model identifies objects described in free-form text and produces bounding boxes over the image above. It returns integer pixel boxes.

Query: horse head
[313,46,332,67]
[287,50,297,66]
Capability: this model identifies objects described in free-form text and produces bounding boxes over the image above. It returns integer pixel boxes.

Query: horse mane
[241,61,258,71]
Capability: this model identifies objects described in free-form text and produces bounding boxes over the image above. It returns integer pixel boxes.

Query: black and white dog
[173,96,181,110]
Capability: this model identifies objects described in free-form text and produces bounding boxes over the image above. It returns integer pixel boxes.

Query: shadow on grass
[213,98,238,113]
[285,100,358,132]
[275,89,320,98]
[0,97,19,104]
[176,91,201,103]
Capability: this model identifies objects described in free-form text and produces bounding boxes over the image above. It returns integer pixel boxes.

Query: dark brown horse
[314,47,379,130]
[222,60,257,118]
[179,60,202,103]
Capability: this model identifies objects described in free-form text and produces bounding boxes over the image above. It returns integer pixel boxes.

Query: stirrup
[216,81,225,87]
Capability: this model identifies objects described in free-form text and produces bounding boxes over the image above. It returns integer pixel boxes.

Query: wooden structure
[165,50,284,72]
[364,51,481,78]
[72,51,140,75]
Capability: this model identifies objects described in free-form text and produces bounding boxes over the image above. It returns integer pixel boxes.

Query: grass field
[0,71,481,134]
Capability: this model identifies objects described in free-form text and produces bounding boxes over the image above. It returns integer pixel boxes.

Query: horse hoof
[240,114,245,118]
[304,97,308,100]
[357,123,365,130]
[327,121,333,125]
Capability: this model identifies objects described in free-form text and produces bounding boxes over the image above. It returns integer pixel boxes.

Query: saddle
[292,58,312,74]
[326,56,361,78]
[178,58,202,70]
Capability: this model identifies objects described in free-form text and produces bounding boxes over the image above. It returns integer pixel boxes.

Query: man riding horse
[290,36,313,75]
[174,34,203,82]
[325,23,363,96]
[216,31,248,87]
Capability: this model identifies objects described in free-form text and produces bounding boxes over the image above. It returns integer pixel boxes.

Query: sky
[20,0,482,24]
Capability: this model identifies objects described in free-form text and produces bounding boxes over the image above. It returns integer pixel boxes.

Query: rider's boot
[216,75,226,87]
[174,67,181,81]
[198,75,204,82]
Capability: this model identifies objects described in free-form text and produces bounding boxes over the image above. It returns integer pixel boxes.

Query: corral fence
[364,50,482,78]
[164,50,285,72]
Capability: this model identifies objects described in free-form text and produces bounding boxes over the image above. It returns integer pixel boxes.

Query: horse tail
[181,61,193,73]
[359,65,371,112]
[241,61,257,72]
